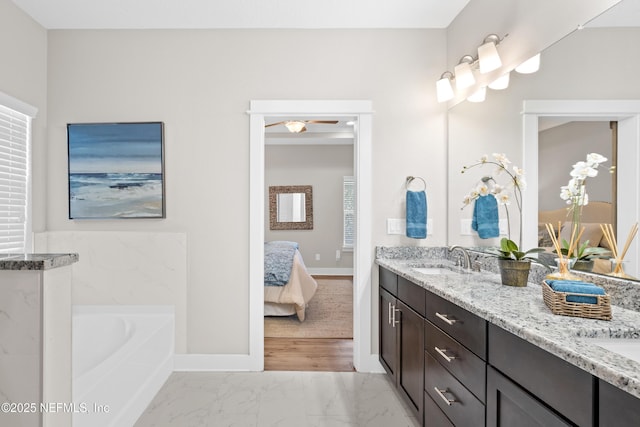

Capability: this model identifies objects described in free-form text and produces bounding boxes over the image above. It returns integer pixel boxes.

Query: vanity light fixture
[454,55,476,90]
[284,120,306,133]
[467,86,487,103]
[436,71,455,103]
[478,34,503,74]
[515,53,541,74]
[488,72,510,90]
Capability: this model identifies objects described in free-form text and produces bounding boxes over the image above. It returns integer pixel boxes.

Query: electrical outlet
[460,219,472,235]
[315,253,320,261]
[336,250,341,261]
[427,218,433,235]
[499,219,509,236]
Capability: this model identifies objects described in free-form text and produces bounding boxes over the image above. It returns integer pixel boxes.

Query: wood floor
[264,276,354,372]
[264,338,354,372]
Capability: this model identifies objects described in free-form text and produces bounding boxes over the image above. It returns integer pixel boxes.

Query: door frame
[248,100,380,371]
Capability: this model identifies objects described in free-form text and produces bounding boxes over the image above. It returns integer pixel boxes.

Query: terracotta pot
[498,259,531,287]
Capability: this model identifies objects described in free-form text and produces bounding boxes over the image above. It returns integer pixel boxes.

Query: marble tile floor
[134,371,420,427]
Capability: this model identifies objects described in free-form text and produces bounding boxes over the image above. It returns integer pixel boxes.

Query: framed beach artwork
[67,122,165,219]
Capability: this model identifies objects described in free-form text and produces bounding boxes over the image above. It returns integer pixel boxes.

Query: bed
[264,241,318,321]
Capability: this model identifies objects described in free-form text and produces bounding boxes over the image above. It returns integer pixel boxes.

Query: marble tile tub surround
[376,246,640,399]
[0,253,78,270]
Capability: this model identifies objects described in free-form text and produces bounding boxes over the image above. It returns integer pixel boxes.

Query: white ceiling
[10,0,471,29]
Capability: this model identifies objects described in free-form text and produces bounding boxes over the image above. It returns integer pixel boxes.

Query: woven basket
[541,280,612,321]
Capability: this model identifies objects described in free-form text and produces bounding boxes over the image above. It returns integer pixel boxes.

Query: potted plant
[489,238,547,286]
[556,239,611,272]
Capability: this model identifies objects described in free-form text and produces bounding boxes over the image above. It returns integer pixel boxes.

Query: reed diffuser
[545,221,583,280]
[600,223,638,278]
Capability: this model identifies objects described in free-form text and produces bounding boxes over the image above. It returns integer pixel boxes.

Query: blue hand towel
[471,194,499,239]
[547,280,605,304]
[406,190,427,239]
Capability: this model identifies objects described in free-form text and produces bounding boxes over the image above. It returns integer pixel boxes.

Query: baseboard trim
[173,354,261,372]
[355,354,386,373]
[307,267,354,276]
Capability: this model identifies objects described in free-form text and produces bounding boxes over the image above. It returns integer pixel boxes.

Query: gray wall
[265,144,354,272]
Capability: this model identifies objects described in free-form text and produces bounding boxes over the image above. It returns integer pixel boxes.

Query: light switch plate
[460,219,472,235]
[499,218,508,236]
[387,218,405,235]
[427,218,433,235]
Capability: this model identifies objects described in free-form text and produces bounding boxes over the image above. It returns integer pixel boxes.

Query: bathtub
[72,305,174,427]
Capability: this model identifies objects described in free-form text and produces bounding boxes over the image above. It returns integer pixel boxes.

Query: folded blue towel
[472,194,499,239]
[406,190,427,239]
[547,280,605,304]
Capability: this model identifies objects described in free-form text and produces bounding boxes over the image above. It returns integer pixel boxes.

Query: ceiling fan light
[488,72,510,90]
[454,61,475,90]
[515,53,541,74]
[284,121,306,133]
[478,41,502,74]
[467,86,487,103]
[436,75,454,103]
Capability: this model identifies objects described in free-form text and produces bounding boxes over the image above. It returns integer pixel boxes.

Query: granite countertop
[376,255,640,400]
[0,253,79,271]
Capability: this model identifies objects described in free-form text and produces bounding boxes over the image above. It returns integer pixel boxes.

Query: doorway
[248,100,380,372]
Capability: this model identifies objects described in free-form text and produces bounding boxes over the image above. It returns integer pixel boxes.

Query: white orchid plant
[558,152,609,259]
[461,153,526,248]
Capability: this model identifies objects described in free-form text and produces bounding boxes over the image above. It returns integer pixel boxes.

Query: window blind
[0,104,30,253]
[343,176,355,249]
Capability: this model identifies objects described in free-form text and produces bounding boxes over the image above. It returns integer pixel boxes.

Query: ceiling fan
[265,120,339,133]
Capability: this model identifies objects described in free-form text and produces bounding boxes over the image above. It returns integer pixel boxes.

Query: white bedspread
[264,250,317,321]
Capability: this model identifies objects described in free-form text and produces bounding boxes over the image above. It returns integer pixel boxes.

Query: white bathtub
[72,305,174,427]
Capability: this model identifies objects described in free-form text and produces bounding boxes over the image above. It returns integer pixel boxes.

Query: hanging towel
[406,190,427,239]
[472,194,500,239]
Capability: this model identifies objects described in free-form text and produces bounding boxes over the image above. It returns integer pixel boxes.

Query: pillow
[559,222,603,247]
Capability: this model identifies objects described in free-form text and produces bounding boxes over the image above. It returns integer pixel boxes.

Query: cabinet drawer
[425,291,486,359]
[599,379,640,427]
[398,276,426,317]
[424,391,454,427]
[425,320,486,403]
[488,324,594,427]
[379,267,398,296]
[425,352,485,427]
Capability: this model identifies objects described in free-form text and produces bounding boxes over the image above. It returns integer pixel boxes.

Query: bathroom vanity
[376,247,640,427]
[0,253,78,427]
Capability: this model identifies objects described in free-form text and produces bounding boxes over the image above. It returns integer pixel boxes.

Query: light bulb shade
[478,41,501,74]
[284,121,306,133]
[454,62,475,90]
[436,76,454,103]
[467,86,487,103]
[488,72,510,90]
[515,53,540,74]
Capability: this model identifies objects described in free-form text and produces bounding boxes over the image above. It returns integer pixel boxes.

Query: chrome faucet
[448,245,471,270]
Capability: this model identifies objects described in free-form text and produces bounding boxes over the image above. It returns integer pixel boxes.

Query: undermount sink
[588,338,640,365]
[412,266,467,275]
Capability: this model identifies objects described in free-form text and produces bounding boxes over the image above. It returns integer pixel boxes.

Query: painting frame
[67,121,166,219]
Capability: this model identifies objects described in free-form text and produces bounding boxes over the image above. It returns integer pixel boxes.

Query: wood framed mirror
[269,185,313,230]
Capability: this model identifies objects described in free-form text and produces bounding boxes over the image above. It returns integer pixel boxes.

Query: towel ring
[406,176,426,191]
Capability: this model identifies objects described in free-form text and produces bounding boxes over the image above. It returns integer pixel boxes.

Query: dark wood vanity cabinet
[598,379,640,427]
[488,324,594,427]
[424,291,487,427]
[378,268,425,420]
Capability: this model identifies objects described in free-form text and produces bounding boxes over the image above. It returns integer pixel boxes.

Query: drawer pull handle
[435,312,457,325]
[393,307,400,327]
[388,302,392,325]
[434,387,456,406]
[434,346,456,363]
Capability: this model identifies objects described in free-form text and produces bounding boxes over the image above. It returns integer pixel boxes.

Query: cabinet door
[397,300,425,420]
[599,379,640,427]
[379,288,397,378]
[487,366,572,427]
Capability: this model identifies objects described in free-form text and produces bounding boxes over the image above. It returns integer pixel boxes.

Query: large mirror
[269,185,313,230]
[447,0,640,279]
